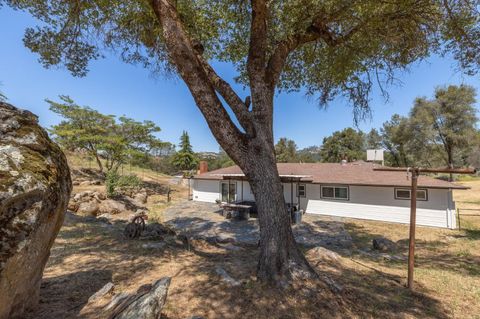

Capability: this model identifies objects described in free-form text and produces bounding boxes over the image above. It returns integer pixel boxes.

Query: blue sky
[1,6,479,152]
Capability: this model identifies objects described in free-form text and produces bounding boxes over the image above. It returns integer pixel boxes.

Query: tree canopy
[275,138,298,163]
[320,128,365,162]
[6,0,480,124]
[48,95,167,172]
[410,85,478,169]
[365,129,382,150]
[379,85,479,169]
[171,131,199,171]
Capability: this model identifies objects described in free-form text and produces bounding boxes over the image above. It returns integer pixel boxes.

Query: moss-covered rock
[0,102,72,319]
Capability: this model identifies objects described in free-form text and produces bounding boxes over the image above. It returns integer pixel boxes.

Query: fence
[457,208,480,230]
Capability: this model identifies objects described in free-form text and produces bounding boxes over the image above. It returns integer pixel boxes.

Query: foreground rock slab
[84,277,171,319]
[0,102,72,319]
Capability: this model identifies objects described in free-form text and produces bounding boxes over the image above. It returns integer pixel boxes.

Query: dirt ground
[25,165,480,318]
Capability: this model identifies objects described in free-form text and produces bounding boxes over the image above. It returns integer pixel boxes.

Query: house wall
[192,179,221,203]
[192,179,457,228]
[302,184,455,228]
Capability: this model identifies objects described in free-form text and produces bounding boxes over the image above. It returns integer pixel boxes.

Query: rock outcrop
[82,278,171,319]
[0,102,72,319]
[372,237,397,252]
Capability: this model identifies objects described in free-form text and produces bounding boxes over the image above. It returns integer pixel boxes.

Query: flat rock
[88,282,115,303]
[215,266,241,287]
[306,246,341,262]
[142,242,166,249]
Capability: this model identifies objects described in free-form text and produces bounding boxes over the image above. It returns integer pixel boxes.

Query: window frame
[220,181,237,203]
[394,188,428,201]
[297,183,306,198]
[320,185,349,201]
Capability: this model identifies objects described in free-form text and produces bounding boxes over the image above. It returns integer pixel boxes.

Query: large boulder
[77,200,100,216]
[98,199,126,215]
[0,103,72,319]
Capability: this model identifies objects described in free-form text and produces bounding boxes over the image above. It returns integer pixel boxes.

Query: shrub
[105,171,142,197]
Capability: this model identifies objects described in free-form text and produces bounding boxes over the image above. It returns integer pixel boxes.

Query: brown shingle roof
[194,162,468,189]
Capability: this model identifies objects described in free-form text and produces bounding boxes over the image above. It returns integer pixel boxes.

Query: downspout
[290,180,293,206]
[298,183,300,211]
[447,188,456,229]
[228,180,231,203]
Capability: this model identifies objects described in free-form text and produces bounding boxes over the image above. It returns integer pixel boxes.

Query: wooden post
[241,180,244,201]
[373,165,476,290]
[457,208,461,230]
[408,168,418,290]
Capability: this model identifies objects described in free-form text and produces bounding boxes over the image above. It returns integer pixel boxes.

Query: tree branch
[150,0,249,163]
[194,56,254,135]
[266,13,364,88]
[247,0,268,84]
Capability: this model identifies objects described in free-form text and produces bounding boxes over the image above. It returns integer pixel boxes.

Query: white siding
[240,181,256,201]
[192,180,220,203]
[304,185,456,229]
[192,179,457,228]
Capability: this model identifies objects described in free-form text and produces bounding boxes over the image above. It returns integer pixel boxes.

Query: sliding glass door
[221,182,236,203]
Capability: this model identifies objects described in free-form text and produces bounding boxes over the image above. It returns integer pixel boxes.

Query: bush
[105,171,142,197]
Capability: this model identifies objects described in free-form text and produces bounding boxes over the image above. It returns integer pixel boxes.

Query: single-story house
[191,161,469,229]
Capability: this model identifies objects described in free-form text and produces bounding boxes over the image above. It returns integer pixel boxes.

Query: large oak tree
[5,0,480,285]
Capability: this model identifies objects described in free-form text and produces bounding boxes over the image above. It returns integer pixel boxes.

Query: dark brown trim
[192,177,469,190]
[394,188,428,201]
[320,185,350,201]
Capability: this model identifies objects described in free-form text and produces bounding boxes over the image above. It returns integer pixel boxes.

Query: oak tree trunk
[239,118,316,284]
[244,152,316,284]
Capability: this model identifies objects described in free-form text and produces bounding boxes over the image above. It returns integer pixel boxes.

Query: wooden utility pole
[407,168,418,289]
[374,166,476,290]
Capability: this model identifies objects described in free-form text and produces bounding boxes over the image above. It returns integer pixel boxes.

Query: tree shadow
[24,269,112,319]
[160,240,450,319]
[344,221,480,277]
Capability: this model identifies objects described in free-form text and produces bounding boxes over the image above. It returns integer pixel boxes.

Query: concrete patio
[162,201,353,251]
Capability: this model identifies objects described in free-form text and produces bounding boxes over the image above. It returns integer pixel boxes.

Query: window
[394,188,428,201]
[221,182,236,202]
[297,184,306,197]
[321,186,349,200]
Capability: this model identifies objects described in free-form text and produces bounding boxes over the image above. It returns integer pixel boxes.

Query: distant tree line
[274,85,479,170]
[377,85,479,170]
[48,96,201,175]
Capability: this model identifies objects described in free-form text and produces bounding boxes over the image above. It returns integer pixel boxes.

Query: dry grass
[67,152,190,221]
[28,156,480,318]
[28,213,350,319]
[340,179,480,319]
